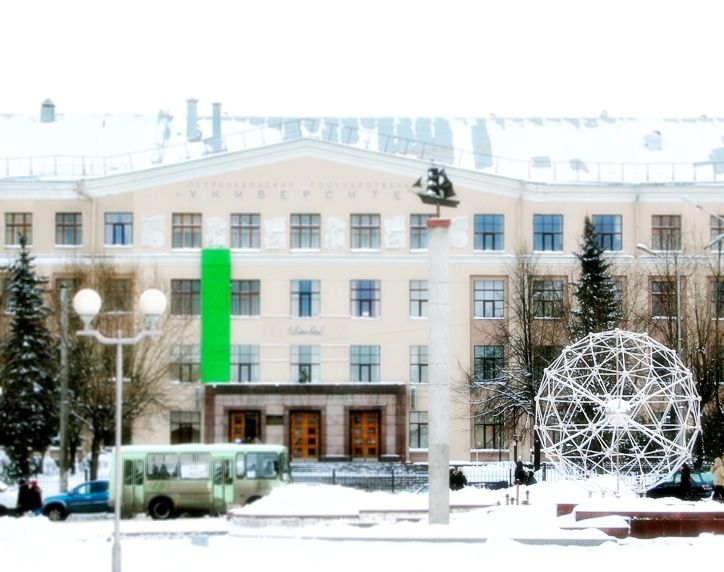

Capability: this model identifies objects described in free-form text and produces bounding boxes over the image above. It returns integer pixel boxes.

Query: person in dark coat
[679,463,692,500]
[27,480,42,515]
[16,479,30,516]
[514,460,528,485]
[449,466,467,491]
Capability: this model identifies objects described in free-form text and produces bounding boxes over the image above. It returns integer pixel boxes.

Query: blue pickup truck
[42,480,110,521]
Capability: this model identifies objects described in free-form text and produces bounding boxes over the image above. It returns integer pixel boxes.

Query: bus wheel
[246,496,261,505]
[149,498,174,520]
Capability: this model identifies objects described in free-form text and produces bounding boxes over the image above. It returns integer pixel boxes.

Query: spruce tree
[0,235,59,478]
[572,217,622,339]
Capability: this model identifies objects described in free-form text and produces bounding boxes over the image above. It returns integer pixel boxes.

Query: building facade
[1,112,723,464]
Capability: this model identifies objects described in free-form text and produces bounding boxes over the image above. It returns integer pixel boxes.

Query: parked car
[42,479,110,521]
[0,480,17,516]
[646,470,714,500]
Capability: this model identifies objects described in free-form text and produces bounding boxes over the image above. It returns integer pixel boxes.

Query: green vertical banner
[201,248,231,383]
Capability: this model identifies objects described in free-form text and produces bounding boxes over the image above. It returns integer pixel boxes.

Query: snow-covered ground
[0,476,721,572]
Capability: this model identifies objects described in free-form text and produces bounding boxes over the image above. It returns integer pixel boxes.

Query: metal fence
[289,462,563,493]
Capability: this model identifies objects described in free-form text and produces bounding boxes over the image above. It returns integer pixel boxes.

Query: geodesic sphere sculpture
[534,329,701,493]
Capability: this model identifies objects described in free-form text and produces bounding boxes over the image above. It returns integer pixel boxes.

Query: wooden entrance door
[290,411,321,460]
[229,411,261,443]
[350,410,380,459]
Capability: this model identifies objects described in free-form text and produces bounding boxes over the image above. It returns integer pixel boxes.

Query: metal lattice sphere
[535,329,701,493]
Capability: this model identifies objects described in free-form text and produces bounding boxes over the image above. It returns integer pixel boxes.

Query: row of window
[170,344,429,384]
[408,411,503,450]
[5,274,723,321]
[168,408,498,454]
[5,212,723,252]
[169,277,724,320]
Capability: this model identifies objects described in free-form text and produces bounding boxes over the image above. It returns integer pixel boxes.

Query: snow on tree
[0,236,59,479]
[571,216,622,339]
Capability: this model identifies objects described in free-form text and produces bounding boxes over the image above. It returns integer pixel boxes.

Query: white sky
[2,0,724,118]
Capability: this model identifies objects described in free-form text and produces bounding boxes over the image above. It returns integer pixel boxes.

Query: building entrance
[290,411,321,460]
[350,410,380,459]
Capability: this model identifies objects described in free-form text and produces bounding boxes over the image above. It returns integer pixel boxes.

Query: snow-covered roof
[3,108,724,184]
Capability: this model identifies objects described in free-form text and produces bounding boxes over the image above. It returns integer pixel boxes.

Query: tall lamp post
[72,288,167,572]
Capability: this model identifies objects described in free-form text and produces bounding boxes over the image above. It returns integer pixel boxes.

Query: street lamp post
[72,288,167,572]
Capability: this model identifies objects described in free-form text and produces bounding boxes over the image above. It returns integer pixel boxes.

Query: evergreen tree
[572,217,622,339]
[0,235,59,478]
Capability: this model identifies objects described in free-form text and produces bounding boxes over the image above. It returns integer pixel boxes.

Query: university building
[1,102,723,463]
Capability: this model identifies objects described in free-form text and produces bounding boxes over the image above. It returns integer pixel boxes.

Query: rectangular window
[592,214,622,251]
[651,279,676,318]
[474,214,504,251]
[104,212,133,246]
[533,346,561,379]
[533,279,564,318]
[410,214,432,249]
[711,215,724,252]
[103,278,132,312]
[5,213,32,246]
[350,345,380,382]
[291,280,320,317]
[351,214,380,249]
[350,279,380,317]
[409,280,428,318]
[171,279,201,316]
[410,345,428,383]
[231,213,260,249]
[409,411,428,449]
[533,214,562,251]
[171,345,200,382]
[651,215,681,251]
[713,280,724,319]
[290,213,320,249]
[291,345,320,383]
[172,213,202,248]
[147,454,178,480]
[170,411,201,444]
[55,212,82,246]
[231,345,260,382]
[231,280,260,316]
[474,414,502,449]
[474,280,505,318]
[474,345,504,382]
[178,452,210,479]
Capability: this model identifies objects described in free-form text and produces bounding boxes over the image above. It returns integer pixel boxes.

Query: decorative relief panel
[141,215,165,248]
[264,217,286,250]
[205,217,228,248]
[324,217,345,250]
[384,216,405,249]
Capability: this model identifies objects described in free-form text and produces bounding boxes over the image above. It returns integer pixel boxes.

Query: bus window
[134,460,144,485]
[235,454,246,478]
[123,460,134,485]
[179,453,210,479]
[213,459,232,485]
[147,454,178,480]
[247,452,278,479]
